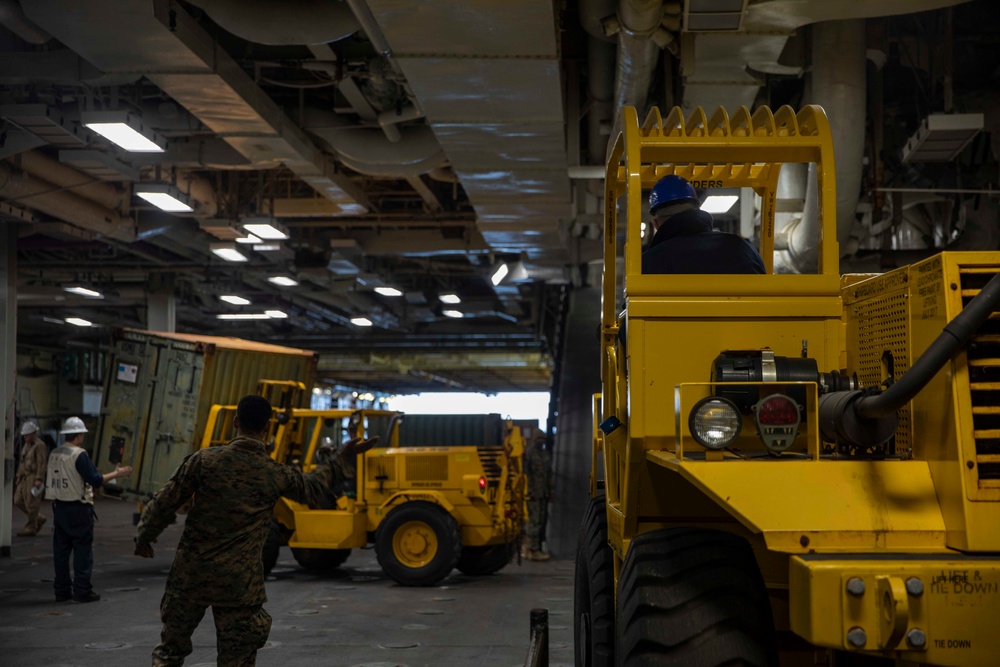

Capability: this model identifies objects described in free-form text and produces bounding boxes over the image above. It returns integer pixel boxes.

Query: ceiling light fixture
[219,295,250,305]
[135,183,195,213]
[216,313,270,320]
[439,293,461,304]
[265,309,288,319]
[252,243,283,252]
[375,286,403,297]
[242,220,289,240]
[350,317,373,327]
[210,243,249,263]
[491,262,509,286]
[701,195,739,214]
[64,286,103,298]
[65,317,93,327]
[443,310,464,319]
[235,234,262,244]
[268,276,299,287]
[81,110,166,152]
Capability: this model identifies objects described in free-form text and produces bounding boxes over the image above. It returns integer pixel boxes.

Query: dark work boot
[73,591,101,603]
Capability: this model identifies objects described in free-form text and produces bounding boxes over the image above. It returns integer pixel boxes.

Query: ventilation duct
[23,0,368,211]
[0,161,134,241]
[0,0,52,44]
[185,0,359,45]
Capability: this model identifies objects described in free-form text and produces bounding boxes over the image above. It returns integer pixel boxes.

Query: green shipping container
[93,328,317,498]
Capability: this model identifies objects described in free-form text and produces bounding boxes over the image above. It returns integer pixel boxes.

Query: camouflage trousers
[152,592,272,667]
[525,496,548,550]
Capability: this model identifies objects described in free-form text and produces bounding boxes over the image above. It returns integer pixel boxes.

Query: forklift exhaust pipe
[820,271,1000,448]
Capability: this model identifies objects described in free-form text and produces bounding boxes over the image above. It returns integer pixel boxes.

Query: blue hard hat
[649,175,698,214]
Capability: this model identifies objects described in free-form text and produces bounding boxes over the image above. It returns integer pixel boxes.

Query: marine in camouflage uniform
[524,430,553,561]
[13,422,48,536]
[135,395,376,667]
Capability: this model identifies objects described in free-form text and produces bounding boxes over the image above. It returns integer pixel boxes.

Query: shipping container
[396,414,506,447]
[93,328,317,498]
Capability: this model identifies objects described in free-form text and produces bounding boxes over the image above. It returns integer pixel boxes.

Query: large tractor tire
[615,528,777,667]
[455,539,518,576]
[291,546,351,572]
[574,495,615,667]
[262,519,285,576]
[375,501,461,586]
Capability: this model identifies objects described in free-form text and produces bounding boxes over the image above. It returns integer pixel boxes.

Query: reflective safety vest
[46,445,94,504]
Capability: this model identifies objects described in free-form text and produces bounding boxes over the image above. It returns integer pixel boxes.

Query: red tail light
[756,395,799,425]
[479,476,487,492]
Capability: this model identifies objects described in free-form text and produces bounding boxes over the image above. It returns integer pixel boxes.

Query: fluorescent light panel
[243,222,289,240]
[210,244,249,262]
[350,317,373,327]
[64,286,102,298]
[443,310,464,319]
[701,195,739,214]
[375,286,403,297]
[265,310,288,319]
[235,234,262,244]
[135,184,194,213]
[220,295,250,305]
[268,276,298,287]
[217,313,270,320]
[439,293,461,304]
[65,317,92,327]
[491,263,509,286]
[81,111,165,152]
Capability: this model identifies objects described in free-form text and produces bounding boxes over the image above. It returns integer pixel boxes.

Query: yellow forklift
[201,401,526,586]
[577,105,1000,666]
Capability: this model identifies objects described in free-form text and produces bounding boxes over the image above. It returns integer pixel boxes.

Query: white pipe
[810,19,866,249]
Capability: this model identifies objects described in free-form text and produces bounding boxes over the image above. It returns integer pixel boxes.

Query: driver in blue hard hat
[643,175,765,275]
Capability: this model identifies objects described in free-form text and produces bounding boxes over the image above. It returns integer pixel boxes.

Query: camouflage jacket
[524,442,552,499]
[17,439,48,487]
[135,436,352,606]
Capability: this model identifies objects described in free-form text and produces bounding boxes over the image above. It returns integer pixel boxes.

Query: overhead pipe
[185,0,358,45]
[15,150,128,211]
[810,20,866,250]
[0,161,134,241]
[301,108,446,178]
[0,0,52,44]
[580,0,617,42]
[608,0,670,114]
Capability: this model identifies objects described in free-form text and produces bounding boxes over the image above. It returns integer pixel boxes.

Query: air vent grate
[960,266,1000,490]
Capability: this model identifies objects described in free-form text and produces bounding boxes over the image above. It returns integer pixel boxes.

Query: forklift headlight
[689,397,742,450]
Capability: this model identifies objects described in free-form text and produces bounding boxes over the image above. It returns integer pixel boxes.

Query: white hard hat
[59,416,89,435]
[20,421,38,435]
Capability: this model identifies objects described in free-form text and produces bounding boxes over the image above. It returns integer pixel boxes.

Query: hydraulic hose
[857,270,1000,419]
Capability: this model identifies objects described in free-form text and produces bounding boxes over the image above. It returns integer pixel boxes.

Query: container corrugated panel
[94,328,317,497]
[397,414,505,447]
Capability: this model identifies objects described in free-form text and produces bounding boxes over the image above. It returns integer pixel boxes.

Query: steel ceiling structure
[3,0,997,393]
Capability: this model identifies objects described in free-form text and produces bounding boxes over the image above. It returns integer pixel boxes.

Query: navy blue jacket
[642,209,765,275]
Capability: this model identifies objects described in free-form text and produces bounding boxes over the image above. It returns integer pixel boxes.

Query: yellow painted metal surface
[595,103,1000,662]
[844,253,1000,552]
[645,454,947,552]
[790,556,1000,666]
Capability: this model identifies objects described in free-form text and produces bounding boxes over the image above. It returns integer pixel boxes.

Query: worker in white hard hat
[13,421,48,537]
[45,416,132,603]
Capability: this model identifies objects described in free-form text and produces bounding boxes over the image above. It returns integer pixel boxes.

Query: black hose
[856,270,1000,419]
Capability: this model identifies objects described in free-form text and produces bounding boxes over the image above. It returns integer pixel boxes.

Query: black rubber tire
[375,501,461,586]
[291,546,351,571]
[574,495,615,667]
[615,528,777,667]
[262,519,283,576]
[455,540,517,576]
